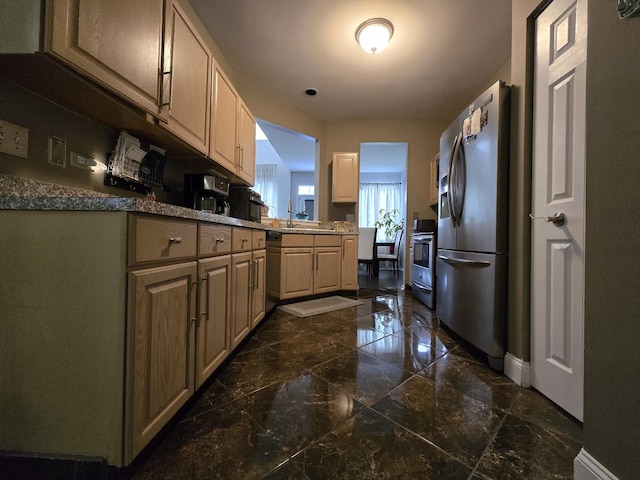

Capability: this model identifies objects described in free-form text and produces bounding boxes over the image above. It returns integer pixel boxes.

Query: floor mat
[277,296,364,318]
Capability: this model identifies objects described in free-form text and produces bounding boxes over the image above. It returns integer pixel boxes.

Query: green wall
[583,1,640,477]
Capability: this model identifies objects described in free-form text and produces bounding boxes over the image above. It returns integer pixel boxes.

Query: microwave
[228,186,264,223]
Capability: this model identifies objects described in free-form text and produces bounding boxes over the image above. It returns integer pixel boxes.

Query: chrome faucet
[287,199,294,228]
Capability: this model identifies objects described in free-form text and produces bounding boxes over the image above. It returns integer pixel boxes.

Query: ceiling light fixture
[355,18,394,54]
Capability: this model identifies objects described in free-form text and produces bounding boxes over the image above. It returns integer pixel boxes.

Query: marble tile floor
[2,284,582,480]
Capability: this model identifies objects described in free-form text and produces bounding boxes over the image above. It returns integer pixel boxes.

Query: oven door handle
[412,281,432,292]
[437,255,491,267]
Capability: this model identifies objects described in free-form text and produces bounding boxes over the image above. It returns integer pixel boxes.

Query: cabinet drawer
[314,235,342,247]
[232,227,252,252]
[129,215,197,265]
[252,230,266,250]
[279,234,314,247]
[198,224,232,256]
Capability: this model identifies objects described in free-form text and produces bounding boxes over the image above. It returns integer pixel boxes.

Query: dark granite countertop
[0,174,355,235]
[0,173,258,228]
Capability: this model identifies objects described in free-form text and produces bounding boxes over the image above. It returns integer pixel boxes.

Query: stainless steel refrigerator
[436,80,510,370]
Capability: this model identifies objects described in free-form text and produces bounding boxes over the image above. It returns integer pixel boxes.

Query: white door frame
[530,0,587,422]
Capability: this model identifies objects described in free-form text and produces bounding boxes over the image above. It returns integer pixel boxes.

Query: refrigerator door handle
[449,133,465,227]
[454,139,466,226]
[448,133,461,227]
[438,254,491,267]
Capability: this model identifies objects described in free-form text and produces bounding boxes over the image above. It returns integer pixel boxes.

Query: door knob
[529,212,566,226]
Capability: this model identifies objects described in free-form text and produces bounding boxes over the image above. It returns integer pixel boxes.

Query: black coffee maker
[184,174,230,214]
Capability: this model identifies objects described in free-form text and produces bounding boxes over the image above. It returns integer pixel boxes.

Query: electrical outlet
[70,151,96,170]
[48,136,66,167]
[0,119,29,159]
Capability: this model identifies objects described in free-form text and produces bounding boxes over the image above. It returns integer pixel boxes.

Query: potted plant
[374,208,404,245]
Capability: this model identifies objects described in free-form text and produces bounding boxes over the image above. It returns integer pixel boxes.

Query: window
[359,182,402,241]
[297,185,315,196]
[254,164,277,217]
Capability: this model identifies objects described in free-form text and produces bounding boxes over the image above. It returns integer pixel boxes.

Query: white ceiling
[188,0,512,123]
[190,1,512,173]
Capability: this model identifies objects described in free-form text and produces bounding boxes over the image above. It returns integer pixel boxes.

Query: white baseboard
[574,449,619,480]
[504,353,531,387]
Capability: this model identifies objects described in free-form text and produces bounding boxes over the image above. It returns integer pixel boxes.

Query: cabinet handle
[242,238,249,244]
[316,253,319,271]
[169,236,182,244]
[161,70,173,109]
[254,260,259,290]
[215,237,225,243]
[236,145,241,168]
[200,276,208,321]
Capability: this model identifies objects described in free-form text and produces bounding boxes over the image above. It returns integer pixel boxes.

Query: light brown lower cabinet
[196,227,265,384]
[266,233,346,300]
[230,249,266,348]
[230,250,252,348]
[341,235,359,290]
[251,249,266,329]
[271,246,314,299]
[314,246,342,293]
[197,254,231,388]
[0,210,266,468]
[126,262,197,462]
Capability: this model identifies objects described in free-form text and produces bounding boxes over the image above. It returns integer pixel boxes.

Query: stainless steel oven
[411,231,436,309]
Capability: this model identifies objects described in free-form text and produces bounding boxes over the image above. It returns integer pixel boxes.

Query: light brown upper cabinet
[237,101,257,185]
[47,0,169,118]
[160,1,212,154]
[332,152,359,203]
[210,65,256,185]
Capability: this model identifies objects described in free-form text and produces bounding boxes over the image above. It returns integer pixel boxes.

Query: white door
[531,0,587,421]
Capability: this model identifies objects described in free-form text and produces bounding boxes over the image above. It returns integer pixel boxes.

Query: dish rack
[105,131,166,194]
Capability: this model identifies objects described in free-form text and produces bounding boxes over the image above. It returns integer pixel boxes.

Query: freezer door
[435,249,507,368]
[455,81,510,254]
[437,118,460,250]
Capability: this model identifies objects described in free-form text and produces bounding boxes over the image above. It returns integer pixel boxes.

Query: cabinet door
[210,65,238,173]
[162,2,212,153]
[332,152,359,203]
[197,255,231,388]
[49,0,166,117]
[251,249,266,329]
[237,101,256,185]
[126,261,196,462]
[341,235,359,290]
[281,248,314,299]
[230,251,252,349]
[314,247,342,293]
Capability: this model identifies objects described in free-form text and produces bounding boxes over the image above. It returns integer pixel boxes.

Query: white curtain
[359,183,402,241]
[254,164,278,217]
